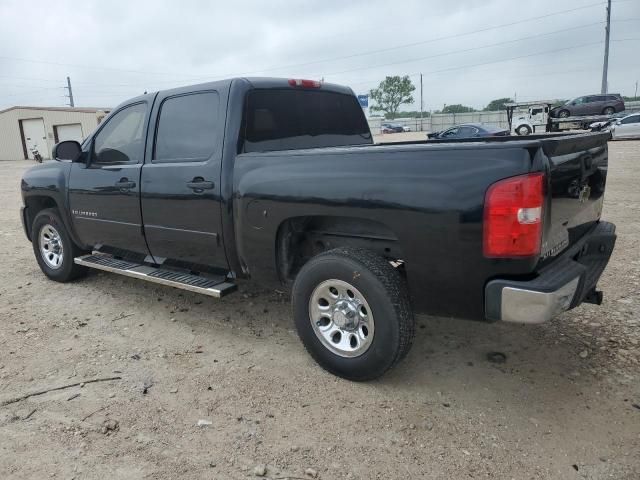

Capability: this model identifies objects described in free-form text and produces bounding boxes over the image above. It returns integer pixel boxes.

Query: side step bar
[74,254,236,298]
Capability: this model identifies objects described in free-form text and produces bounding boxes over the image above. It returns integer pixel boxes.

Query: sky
[1,0,639,112]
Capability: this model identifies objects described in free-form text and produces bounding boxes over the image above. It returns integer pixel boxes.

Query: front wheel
[557,109,570,118]
[516,125,532,136]
[292,248,414,381]
[31,208,87,282]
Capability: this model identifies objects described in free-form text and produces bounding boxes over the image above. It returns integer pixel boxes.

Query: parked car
[610,112,640,139]
[20,77,616,381]
[428,123,510,139]
[380,123,404,134]
[590,111,628,131]
[550,94,625,118]
[402,125,412,132]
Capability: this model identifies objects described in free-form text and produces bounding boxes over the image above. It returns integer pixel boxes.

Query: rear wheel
[602,106,615,115]
[292,248,414,381]
[32,208,87,282]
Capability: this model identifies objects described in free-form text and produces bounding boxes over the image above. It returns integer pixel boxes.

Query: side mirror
[52,140,82,161]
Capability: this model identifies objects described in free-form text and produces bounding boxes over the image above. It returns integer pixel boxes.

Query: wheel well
[24,196,58,233]
[276,216,404,283]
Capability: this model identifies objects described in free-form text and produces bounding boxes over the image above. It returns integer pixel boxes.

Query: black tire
[516,124,532,136]
[558,109,570,118]
[292,247,414,381]
[602,106,615,115]
[31,208,88,282]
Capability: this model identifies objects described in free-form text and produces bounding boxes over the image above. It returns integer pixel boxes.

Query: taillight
[288,78,322,88]
[483,173,545,258]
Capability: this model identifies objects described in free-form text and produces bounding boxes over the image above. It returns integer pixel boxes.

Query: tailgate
[539,132,610,261]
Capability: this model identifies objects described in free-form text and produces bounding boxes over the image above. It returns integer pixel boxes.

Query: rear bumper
[485,221,616,323]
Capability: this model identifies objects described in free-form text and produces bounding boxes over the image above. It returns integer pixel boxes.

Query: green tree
[369,76,415,119]
[441,104,475,114]
[483,97,514,111]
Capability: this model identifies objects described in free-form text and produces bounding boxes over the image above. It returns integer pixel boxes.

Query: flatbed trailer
[549,114,613,132]
[505,101,620,135]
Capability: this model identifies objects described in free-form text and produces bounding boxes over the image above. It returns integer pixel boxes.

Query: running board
[74,254,236,298]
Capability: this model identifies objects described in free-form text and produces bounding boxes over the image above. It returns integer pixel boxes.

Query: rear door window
[154,92,219,162]
[242,89,371,153]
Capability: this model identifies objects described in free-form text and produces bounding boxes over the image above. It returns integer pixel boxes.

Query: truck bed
[233,131,610,319]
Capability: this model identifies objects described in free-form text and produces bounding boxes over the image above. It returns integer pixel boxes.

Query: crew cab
[20,77,617,380]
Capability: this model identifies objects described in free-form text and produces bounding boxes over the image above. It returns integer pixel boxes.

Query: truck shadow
[82,271,618,406]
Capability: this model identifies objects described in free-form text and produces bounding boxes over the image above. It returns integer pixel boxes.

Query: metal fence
[368,100,640,134]
[368,111,509,134]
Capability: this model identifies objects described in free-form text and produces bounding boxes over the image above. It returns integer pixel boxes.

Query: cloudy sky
[1,0,638,112]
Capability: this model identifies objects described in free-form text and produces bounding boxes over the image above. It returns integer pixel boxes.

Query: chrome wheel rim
[309,279,374,358]
[39,224,64,269]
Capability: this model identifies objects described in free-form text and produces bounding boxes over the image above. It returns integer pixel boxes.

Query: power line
[346,40,605,88]
[0,1,607,85]
[2,86,65,98]
[214,1,608,77]
[308,21,603,78]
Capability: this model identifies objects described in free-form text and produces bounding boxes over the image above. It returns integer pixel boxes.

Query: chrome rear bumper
[485,221,616,323]
[499,277,580,324]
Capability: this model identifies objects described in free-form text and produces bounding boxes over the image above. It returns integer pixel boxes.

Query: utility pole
[65,76,75,107]
[601,0,611,94]
[635,80,638,100]
[420,73,423,131]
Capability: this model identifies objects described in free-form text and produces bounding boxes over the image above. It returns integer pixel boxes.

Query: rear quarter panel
[232,143,542,320]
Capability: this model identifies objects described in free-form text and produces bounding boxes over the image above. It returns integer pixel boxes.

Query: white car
[611,113,640,139]
[402,126,412,132]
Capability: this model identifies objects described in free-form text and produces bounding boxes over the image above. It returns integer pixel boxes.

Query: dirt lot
[1,141,639,480]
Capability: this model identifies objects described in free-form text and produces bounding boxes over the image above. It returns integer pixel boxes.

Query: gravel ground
[0,140,639,479]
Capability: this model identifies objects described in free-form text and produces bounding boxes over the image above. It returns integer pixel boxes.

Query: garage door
[55,123,84,143]
[21,118,48,160]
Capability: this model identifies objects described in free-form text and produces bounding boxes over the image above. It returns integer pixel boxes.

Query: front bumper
[485,221,616,323]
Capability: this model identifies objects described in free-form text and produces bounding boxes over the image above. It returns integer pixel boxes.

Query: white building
[0,106,111,160]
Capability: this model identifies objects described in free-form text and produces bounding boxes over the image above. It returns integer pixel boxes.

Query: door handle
[187,178,214,192]
[115,178,136,190]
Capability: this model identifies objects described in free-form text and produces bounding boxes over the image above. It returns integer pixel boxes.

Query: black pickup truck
[20,77,616,380]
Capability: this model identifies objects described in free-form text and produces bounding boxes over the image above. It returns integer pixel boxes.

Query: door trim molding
[144,224,218,238]
[74,216,141,227]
